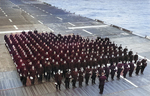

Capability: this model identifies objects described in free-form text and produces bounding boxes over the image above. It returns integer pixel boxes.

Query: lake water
[40,0,150,37]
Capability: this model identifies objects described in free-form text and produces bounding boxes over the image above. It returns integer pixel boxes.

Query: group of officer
[4,31,147,94]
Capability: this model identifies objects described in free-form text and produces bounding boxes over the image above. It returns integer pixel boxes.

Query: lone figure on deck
[99,72,107,94]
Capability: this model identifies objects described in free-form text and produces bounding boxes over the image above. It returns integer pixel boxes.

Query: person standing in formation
[104,65,110,81]
[141,57,147,74]
[65,69,71,89]
[71,68,78,88]
[54,70,62,90]
[78,68,84,87]
[91,67,97,84]
[110,63,116,80]
[30,66,36,85]
[129,62,134,77]
[136,59,141,75]
[123,63,129,78]
[85,66,91,85]
[117,63,123,79]
[134,52,138,64]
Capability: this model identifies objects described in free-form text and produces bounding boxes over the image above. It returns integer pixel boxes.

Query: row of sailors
[5,38,139,70]
[19,58,147,87]
[9,45,137,67]
[4,33,138,64]
[56,59,147,90]
[5,31,112,50]
[4,32,137,65]
[4,31,141,84]
[5,31,130,58]
[14,53,139,73]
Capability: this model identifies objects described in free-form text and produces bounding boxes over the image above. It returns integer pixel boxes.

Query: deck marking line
[68,25,108,29]
[138,55,150,62]
[38,20,43,24]
[56,17,63,20]
[13,25,18,29]
[0,30,30,34]
[82,29,93,34]
[48,27,54,32]
[30,15,34,18]
[68,22,75,26]
[9,19,12,22]
[120,76,138,88]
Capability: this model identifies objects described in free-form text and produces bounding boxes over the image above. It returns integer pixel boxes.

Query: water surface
[40,0,150,37]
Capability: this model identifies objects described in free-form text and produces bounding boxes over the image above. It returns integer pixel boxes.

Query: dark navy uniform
[99,73,107,94]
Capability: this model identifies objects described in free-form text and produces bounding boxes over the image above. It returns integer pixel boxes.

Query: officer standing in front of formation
[54,70,62,90]
[99,72,107,94]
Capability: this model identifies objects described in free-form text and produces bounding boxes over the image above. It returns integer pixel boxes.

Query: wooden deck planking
[65,89,78,96]
[21,87,28,96]
[34,84,46,95]
[24,87,35,96]
[30,86,39,96]
[4,89,16,96]
[73,88,84,96]
[1,70,147,96]
[0,91,5,96]
[64,89,74,96]
[15,88,25,96]
[105,83,117,93]
[39,84,49,94]
[43,82,53,93]
[81,87,92,96]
